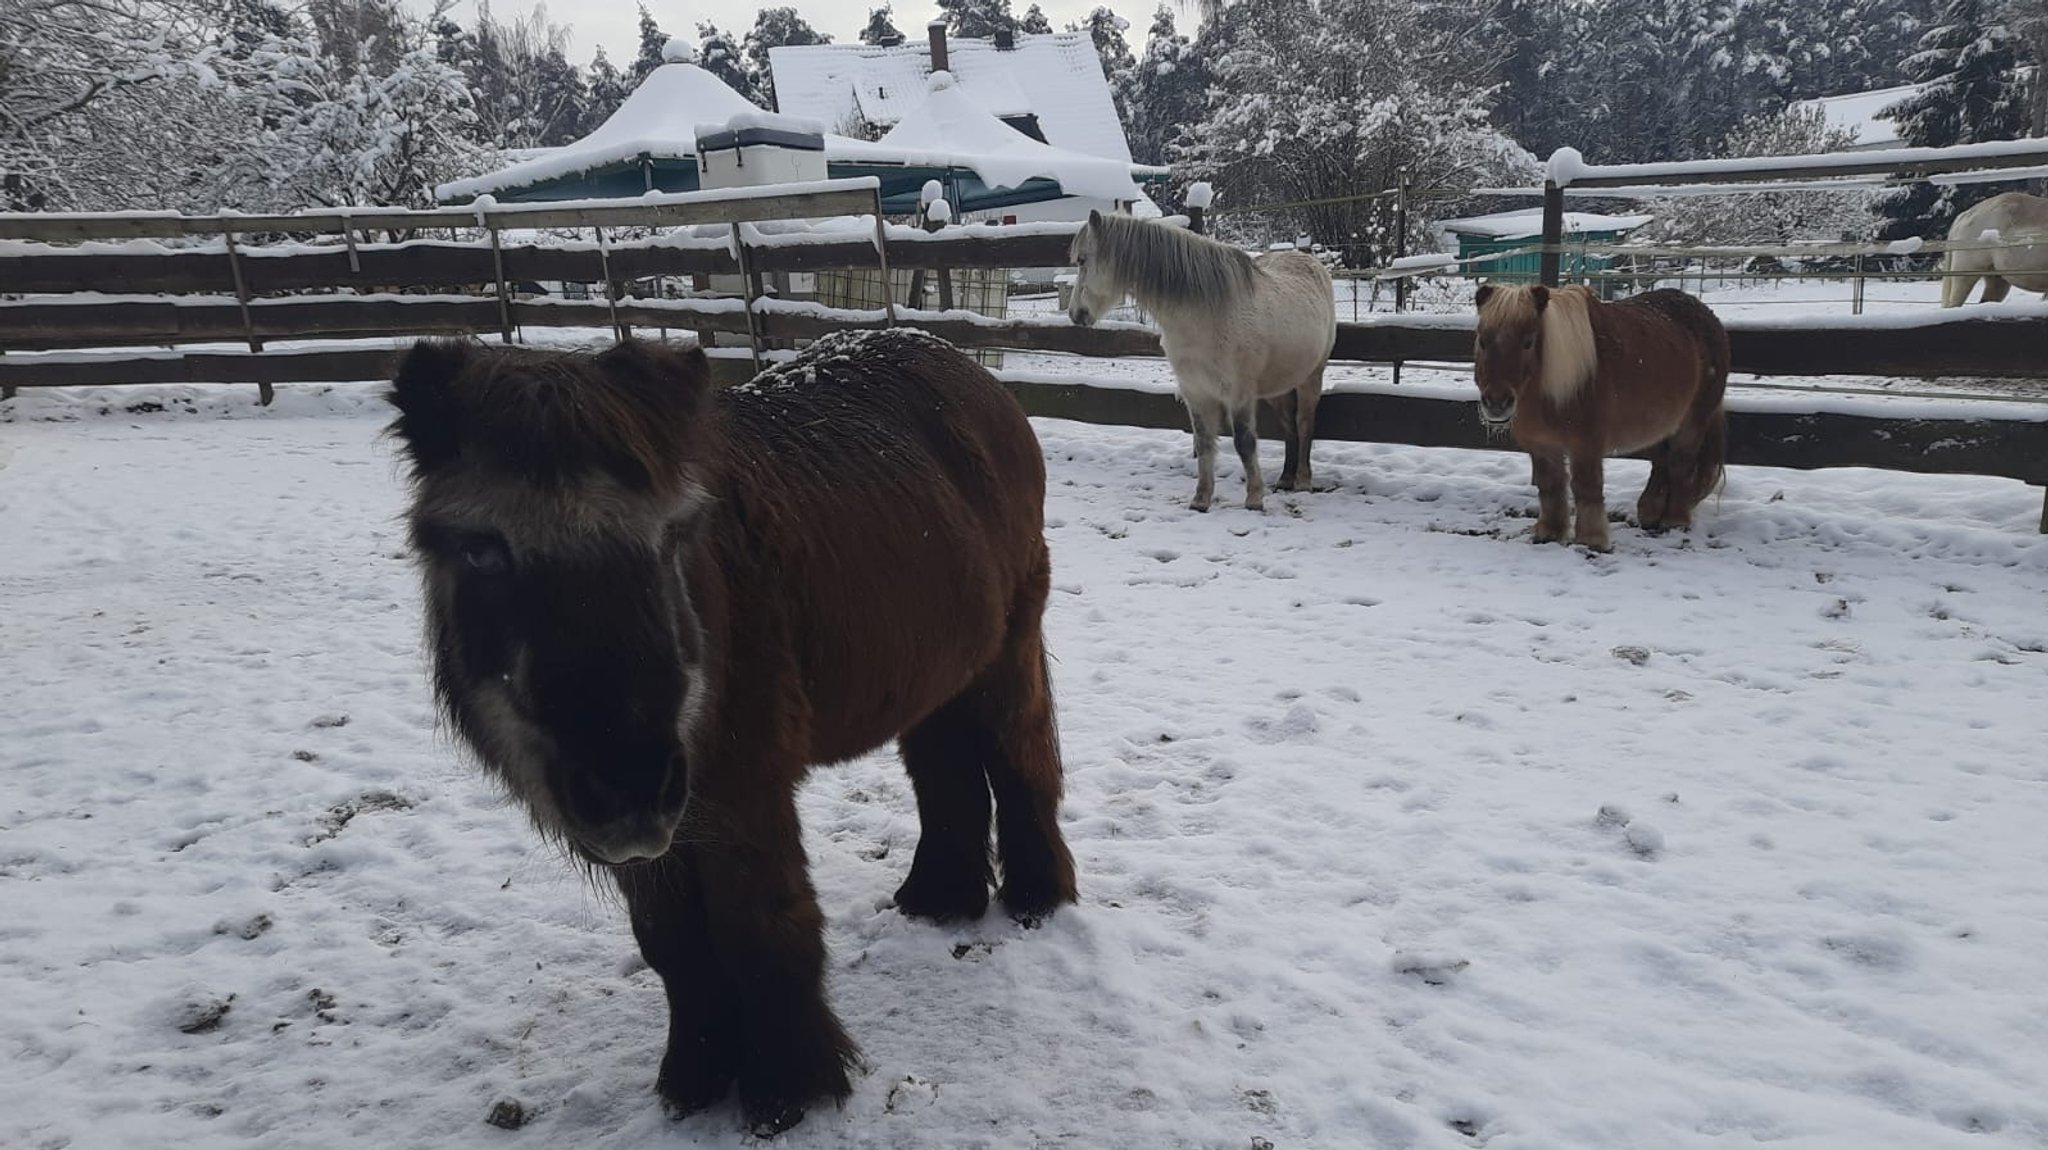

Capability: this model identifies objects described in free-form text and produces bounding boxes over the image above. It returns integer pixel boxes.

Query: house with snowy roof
[768,23,1149,222]
[437,32,1165,218]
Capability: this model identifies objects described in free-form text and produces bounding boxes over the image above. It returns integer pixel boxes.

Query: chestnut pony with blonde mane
[386,330,1075,1136]
[1472,284,1729,550]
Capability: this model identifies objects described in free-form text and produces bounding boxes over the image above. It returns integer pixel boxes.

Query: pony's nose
[1070,306,1092,327]
[1480,398,1517,423]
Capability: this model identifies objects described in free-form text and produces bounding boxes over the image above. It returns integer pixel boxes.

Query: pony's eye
[457,534,511,576]
[1522,338,1535,350]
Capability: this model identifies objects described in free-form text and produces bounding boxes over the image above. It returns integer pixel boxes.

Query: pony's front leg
[1568,451,1612,551]
[615,855,740,1117]
[1530,451,1569,543]
[1189,405,1219,511]
[1230,405,1266,511]
[695,791,858,1135]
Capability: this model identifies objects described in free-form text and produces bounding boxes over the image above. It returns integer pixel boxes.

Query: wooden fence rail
[5,193,2046,529]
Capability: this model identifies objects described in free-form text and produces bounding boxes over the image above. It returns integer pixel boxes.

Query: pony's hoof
[1244,496,1266,512]
[657,1064,733,1120]
[1190,499,1212,513]
[742,1099,807,1138]
[1531,527,1565,544]
[892,869,990,922]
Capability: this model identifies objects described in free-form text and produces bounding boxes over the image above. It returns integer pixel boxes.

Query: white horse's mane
[1083,213,1258,309]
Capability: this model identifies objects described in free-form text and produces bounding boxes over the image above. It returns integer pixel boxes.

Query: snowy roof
[1792,82,1925,150]
[829,71,1146,202]
[1438,209,1653,240]
[769,32,1134,163]
[439,61,759,201]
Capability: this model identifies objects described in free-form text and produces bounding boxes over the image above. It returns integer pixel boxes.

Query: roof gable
[771,33,1133,164]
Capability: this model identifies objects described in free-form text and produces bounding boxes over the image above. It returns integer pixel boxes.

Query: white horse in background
[1067,210,1337,512]
[1941,191,2048,306]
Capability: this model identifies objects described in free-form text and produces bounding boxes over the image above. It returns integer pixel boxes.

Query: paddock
[3,385,2045,1148]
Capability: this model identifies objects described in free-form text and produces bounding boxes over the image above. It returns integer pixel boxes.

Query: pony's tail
[1686,402,1728,509]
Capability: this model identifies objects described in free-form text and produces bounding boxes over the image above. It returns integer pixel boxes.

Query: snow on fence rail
[4,197,2047,530]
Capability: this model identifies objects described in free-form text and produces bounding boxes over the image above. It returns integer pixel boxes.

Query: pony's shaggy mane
[1479,284,1599,403]
[387,339,711,497]
[1080,213,1258,309]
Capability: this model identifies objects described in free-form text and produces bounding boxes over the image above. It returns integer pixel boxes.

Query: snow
[834,75,1149,203]
[770,33,1138,164]
[1437,209,1655,240]
[3,385,2047,1149]
[1545,137,2048,189]
[436,61,760,202]
[693,110,830,140]
[1545,146,1588,186]
[1183,181,1215,211]
[1792,82,1928,150]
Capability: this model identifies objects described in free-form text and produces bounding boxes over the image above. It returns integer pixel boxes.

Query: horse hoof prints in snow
[1068,209,1338,512]
[1472,284,1729,552]
[386,330,1077,1136]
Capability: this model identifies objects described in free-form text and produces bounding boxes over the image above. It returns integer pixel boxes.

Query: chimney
[993,27,1014,50]
[928,20,949,73]
[878,32,903,46]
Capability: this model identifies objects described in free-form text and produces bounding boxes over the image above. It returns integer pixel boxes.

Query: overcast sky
[415,0,1130,66]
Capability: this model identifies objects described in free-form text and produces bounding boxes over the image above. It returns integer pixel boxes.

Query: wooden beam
[0,231,1078,296]
[8,351,2043,493]
[0,185,886,242]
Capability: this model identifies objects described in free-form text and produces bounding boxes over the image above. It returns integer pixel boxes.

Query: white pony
[1941,191,2048,307]
[1068,210,1337,512]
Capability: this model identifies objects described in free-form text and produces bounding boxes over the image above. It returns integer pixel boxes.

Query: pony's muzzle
[1479,397,1517,427]
[1069,306,1093,327]
[558,755,688,865]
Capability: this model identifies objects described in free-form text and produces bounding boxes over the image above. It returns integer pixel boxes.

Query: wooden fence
[4,186,2046,530]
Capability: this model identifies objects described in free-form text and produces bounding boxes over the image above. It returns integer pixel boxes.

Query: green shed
[1438,209,1653,283]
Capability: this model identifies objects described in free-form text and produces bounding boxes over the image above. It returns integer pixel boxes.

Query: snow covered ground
[3,383,2046,1150]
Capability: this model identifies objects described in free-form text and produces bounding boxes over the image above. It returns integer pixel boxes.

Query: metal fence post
[1538,181,1564,288]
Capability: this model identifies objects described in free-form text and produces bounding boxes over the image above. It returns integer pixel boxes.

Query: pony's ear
[596,339,713,417]
[1529,285,1551,312]
[1088,208,1104,230]
[1474,283,1496,310]
[386,338,474,475]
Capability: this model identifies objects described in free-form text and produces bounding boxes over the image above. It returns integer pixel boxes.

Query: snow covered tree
[1127,3,1206,165]
[586,47,630,130]
[630,4,671,85]
[1177,0,1534,262]
[745,7,830,109]
[696,22,762,106]
[0,0,227,209]
[1021,4,1054,33]
[1877,0,2031,237]
[937,0,1019,39]
[1644,105,1874,245]
[1073,7,1136,141]
[461,3,587,150]
[2000,0,2048,136]
[860,6,905,44]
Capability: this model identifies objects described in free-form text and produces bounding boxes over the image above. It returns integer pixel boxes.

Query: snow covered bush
[1640,105,1876,247]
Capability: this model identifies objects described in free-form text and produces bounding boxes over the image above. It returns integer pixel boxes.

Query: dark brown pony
[386,330,1077,1135]
[1472,284,1730,550]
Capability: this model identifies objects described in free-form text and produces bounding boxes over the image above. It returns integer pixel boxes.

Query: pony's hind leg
[1230,404,1267,511]
[1189,404,1219,512]
[1289,369,1324,492]
[1273,391,1303,491]
[894,699,997,922]
[980,554,1077,921]
[1530,451,1569,543]
[1982,275,2014,303]
[1636,440,1675,532]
